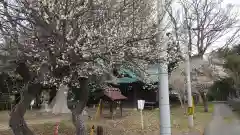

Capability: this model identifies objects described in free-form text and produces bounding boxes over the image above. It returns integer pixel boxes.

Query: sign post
[137,100,145,129]
[30,100,35,110]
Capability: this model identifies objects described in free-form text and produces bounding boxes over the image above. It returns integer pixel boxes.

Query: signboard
[30,100,35,110]
[137,100,145,110]
[10,95,15,103]
[30,100,35,106]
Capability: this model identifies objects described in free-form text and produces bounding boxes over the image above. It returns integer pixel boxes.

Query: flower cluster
[0,0,183,87]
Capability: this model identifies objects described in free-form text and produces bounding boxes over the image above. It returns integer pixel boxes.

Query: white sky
[224,0,240,6]
[209,0,240,53]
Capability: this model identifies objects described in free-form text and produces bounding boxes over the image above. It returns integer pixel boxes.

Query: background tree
[220,44,240,97]
[170,55,224,112]
[167,0,239,112]
[209,77,234,101]
[169,69,186,108]
[166,0,240,57]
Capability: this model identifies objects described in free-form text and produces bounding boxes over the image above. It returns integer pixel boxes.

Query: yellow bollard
[192,96,195,113]
[90,99,103,134]
[192,96,195,117]
[95,99,102,120]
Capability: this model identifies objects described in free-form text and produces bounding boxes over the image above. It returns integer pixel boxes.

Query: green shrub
[209,77,234,101]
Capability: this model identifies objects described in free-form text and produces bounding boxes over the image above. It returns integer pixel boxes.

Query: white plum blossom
[0,0,181,87]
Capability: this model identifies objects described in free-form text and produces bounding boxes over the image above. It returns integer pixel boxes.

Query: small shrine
[99,85,127,118]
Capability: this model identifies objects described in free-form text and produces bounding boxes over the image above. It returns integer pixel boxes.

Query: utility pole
[183,20,194,128]
[157,0,171,135]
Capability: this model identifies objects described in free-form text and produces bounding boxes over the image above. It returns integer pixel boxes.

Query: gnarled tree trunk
[9,83,42,135]
[200,92,208,112]
[71,77,89,135]
[177,94,184,109]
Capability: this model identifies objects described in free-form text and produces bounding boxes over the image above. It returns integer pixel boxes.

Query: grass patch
[223,116,235,123]
[170,103,213,132]
[0,122,76,135]
[233,110,240,118]
[0,103,213,135]
[223,108,240,123]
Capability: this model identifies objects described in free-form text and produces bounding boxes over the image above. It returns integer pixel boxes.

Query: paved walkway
[204,103,240,135]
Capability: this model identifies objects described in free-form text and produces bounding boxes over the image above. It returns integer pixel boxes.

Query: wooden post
[100,100,103,116]
[140,110,144,129]
[96,126,103,135]
[109,101,113,119]
[119,101,123,117]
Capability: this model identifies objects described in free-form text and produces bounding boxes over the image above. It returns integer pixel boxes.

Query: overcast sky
[224,0,240,6]
[147,0,240,81]
[170,0,240,55]
[211,0,240,52]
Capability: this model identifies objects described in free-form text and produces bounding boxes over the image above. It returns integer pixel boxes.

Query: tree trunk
[199,94,203,104]
[9,83,42,135]
[200,92,208,112]
[132,83,138,108]
[71,77,89,135]
[35,91,42,109]
[72,112,86,135]
[49,86,57,105]
[177,92,184,109]
[203,100,208,112]
[179,95,184,108]
[236,89,240,98]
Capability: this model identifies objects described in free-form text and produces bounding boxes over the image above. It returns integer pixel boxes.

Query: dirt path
[204,103,240,135]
